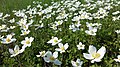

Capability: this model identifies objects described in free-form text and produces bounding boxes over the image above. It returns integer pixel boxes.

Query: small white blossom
[114,55,120,62]
[77,42,85,50]
[43,51,62,65]
[9,45,24,57]
[115,30,120,34]
[20,30,30,36]
[21,37,34,48]
[47,37,62,46]
[83,45,106,63]
[36,51,46,57]
[71,59,83,67]
[55,43,69,53]
[1,34,16,44]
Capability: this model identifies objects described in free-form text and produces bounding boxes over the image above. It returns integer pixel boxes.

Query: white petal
[88,45,96,54]
[117,55,120,59]
[52,43,57,46]
[71,61,77,67]
[9,49,14,54]
[14,45,19,51]
[27,43,31,47]
[114,59,120,62]
[21,41,25,44]
[30,37,34,42]
[55,48,61,51]
[53,59,62,65]
[58,43,63,48]
[92,28,97,32]
[44,51,52,58]
[19,48,25,53]
[83,53,93,60]
[97,46,106,59]
[47,40,52,43]
[79,42,82,45]
[25,37,28,40]
[64,43,69,50]
[43,57,50,63]
[76,59,81,63]
[54,37,58,40]
[58,39,62,42]
[11,38,16,42]
[7,35,12,39]
[91,59,101,63]
[53,52,58,58]
[36,55,41,57]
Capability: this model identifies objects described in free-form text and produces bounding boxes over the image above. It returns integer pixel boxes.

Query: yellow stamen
[61,47,65,51]
[76,62,79,66]
[54,39,58,43]
[26,40,30,44]
[14,50,18,53]
[92,53,100,59]
[50,56,55,61]
[6,38,11,42]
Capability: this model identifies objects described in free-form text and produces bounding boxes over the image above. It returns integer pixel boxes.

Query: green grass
[0,0,55,13]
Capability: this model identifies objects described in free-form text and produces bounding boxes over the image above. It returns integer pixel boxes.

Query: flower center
[14,50,18,53]
[50,56,55,61]
[90,30,95,34]
[92,53,100,59]
[23,31,27,35]
[26,40,30,44]
[6,38,11,42]
[54,39,58,43]
[41,52,45,57]
[76,62,79,66]
[58,22,60,25]
[61,47,65,51]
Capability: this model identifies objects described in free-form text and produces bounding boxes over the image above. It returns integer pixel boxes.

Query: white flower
[47,37,62,46]
[55,20,63,26]
[20,30,30,36]
[77,42,85,50]
[36,51,46,57]
[85,27,97,36]
[50,24,57,30]
[71,59,83,67]
[8,18,15,23]
[114,55,120,62]
[21,37,34,48]
[43,51,62,65]
[83,45,106,63]
[55,43,69,53]
[9,45,24,57]
[115,30,120,34]
[10,26,16,29]
[1,34,16,44]
[0,25,6,30]
[112,11,120,15]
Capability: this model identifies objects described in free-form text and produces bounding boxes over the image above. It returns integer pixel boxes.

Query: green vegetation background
[0,0,120,67]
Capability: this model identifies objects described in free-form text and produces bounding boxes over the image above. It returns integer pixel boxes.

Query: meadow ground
[0,0,120,67]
